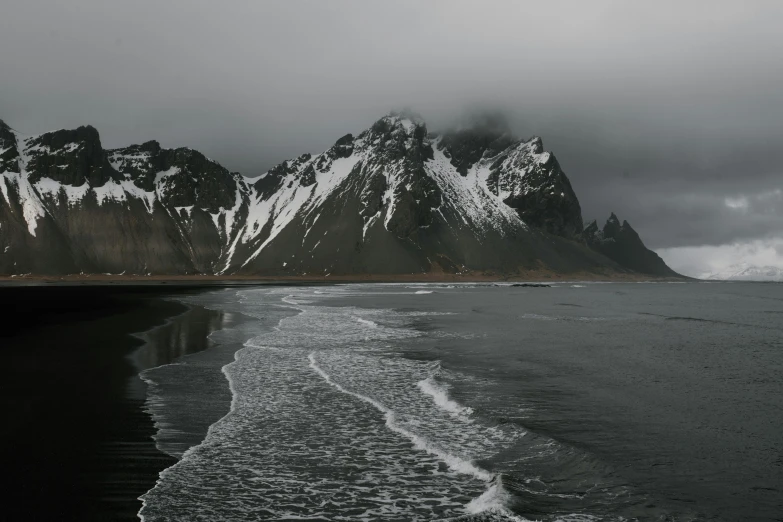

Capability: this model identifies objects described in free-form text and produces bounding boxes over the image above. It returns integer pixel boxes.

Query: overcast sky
[1,1,781,276]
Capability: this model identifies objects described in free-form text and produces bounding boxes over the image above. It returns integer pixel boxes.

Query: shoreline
[0,271,691,284]
[0,285,218,521]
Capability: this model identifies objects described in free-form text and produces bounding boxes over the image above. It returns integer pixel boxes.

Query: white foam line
[416,376,474,419]
[308,352,492,482]
[139,290,307,521]
[355,317,378,328]
[464,477,532,521]
[138,329,245,521]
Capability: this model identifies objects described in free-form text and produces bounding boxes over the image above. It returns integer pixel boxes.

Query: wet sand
[0,269,688,284]
[0,285,231,521]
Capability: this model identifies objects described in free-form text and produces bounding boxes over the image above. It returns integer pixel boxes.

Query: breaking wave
[417,372,474,419]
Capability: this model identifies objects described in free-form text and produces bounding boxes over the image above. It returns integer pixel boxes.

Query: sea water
[138,283,783,521]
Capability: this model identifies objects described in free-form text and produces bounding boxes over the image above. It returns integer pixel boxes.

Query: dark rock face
[359,170,386,220]
[329,134,354,158]
[585,213,679,277]
[356,114,441,239]
[0,120,20,174]
[108,144,239,212]
[23,126,118,186]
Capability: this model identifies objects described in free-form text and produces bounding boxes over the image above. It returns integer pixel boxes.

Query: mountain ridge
[0,113,681,278]
[702,263,783,282]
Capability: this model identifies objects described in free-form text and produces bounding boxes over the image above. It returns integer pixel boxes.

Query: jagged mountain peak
[584,219,599,237]
[249,113,584,244]
[603,212,623,237]
[588,212,640,241]
[585,212,679,277]
[525,136,544,154]
[138,140,162,153]
[10,124,118,187]
[0,114,680,278]
[362,112,430,150]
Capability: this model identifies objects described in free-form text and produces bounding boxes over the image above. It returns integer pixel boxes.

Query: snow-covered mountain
[702,263,783,282]
[0,113,678,277]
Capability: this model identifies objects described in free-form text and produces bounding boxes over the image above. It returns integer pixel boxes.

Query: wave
[416,290,434,294]
[309,352,492,482]
[464,478,529,521]
[519,313,557,321]
[519,313,607,322]
[355,316,378,328]
[417,374,474,419]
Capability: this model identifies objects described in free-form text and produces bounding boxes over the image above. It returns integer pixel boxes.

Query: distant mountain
[702,263,783,282]
[0,113,680,278]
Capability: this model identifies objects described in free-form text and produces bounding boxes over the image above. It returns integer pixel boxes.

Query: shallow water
[138,283,783,521]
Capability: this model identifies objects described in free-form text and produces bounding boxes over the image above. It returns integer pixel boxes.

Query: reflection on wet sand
[100,302,243,518]
[135,302,254,458]
[131,305,235,371]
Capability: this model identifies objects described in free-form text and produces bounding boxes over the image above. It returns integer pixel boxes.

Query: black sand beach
[0,284,233,521]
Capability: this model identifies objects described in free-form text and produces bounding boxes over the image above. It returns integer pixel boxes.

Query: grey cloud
[1,0,782,250]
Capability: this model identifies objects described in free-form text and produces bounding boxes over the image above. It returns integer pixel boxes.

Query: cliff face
[0,114,679,277]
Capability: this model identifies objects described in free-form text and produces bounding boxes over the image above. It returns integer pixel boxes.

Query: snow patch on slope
[153,167,179,199]
[241,154,361,266]
[1,133,49,235]
[33,177,91,206]
[426,141,525,234]
[93,179,157,212]
[0,172,47,236]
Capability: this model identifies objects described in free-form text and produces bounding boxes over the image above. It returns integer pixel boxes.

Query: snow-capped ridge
[703,263,783,281]
[0,112,679,278]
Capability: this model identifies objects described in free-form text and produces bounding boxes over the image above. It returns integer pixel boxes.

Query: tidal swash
[137,283,783,521]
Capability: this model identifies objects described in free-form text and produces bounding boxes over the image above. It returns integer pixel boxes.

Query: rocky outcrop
[0,113,680,278]
[108,142,241,212]
[23,126,119,186]
[584,213,679,277]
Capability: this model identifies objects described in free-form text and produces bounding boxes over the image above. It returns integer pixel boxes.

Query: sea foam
[417,375,474,419]
[140,286,526,521]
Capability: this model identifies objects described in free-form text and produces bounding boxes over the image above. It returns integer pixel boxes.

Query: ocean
[137,283,782,521]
